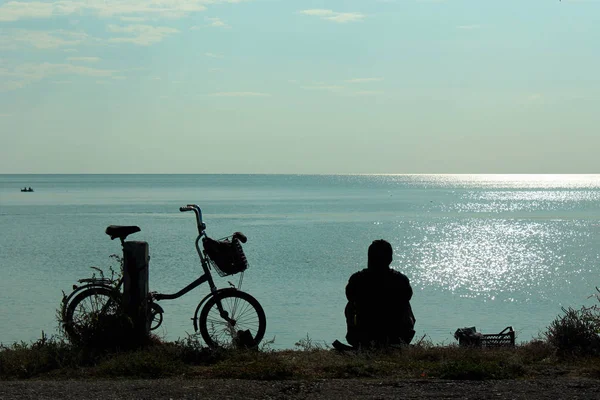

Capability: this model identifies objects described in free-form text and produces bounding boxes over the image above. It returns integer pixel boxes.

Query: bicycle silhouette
[61,204,266,348]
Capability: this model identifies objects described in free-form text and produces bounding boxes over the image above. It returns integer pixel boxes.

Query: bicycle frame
[152,204,220,302]
[151,234,215,301]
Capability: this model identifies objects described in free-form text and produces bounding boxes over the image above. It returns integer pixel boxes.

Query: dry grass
[2,333,597,381]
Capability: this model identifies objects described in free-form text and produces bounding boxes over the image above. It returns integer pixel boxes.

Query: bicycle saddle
[105,225,141,241]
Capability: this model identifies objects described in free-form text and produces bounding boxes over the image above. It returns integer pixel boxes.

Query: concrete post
[122,241,150,343]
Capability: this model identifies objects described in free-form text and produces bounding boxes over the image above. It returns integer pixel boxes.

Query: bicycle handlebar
[179,205,245,242]
[180,204,206,234]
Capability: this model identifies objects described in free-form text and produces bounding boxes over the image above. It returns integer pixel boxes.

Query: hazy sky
[0,0,598,174]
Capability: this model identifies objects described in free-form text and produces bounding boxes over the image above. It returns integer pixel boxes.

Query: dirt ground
[1,378,600,400]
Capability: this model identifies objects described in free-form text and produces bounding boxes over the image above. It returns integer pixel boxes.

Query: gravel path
[1,378,600,400]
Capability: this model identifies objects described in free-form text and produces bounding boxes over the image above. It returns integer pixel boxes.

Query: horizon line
[2,173,599,176]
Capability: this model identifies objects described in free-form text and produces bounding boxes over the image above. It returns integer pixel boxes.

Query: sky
[0,0,598,174]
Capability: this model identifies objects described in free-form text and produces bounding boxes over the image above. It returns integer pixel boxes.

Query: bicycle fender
[150,302,164,314]
[61,283,116,315]
[192,288,240,331]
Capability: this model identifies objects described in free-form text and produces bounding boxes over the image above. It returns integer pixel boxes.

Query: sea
[1,174,599,349]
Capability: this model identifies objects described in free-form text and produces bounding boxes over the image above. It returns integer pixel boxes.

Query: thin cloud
[350,90,383,96]
[524,93,545,104]
[0,1,57,21]
[108,24,179,46]
[346,77,383,83]
[299,9,365,23]
[210,92,271,97]
[2,24,179,51]
[297,81,385,96]
[0,0,248,21]
[206,17,230,28]
[67,56,100,63]
[0,62,115,91]
[457,24,481,30]
[300,84,344,92]
[204,52,223,58]
[120,16,147,22]
[0,29,87,50]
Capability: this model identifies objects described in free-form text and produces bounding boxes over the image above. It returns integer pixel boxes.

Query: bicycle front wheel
[199,291,266,348]
[63,286,121,343]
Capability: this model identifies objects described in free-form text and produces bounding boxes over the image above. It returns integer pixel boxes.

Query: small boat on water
[21,187,34,192]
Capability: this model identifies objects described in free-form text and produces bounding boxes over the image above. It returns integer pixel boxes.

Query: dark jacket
[345,268,415,346]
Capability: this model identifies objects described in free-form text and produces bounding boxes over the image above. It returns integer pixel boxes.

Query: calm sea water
[1,174,599,349]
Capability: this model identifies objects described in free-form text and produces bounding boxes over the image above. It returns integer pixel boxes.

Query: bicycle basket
[202,236,248,277]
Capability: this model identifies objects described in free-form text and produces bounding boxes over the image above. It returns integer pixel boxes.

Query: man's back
[345,268,415,347]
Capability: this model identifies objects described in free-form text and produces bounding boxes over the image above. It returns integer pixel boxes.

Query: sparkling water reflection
[407,219,585,300]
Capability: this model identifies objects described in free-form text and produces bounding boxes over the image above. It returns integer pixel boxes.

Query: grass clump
[0,333,76,379]
[1,333,599,381]
[544,288,600,357]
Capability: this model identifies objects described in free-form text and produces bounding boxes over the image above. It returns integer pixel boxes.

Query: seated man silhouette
[345,239,415,348]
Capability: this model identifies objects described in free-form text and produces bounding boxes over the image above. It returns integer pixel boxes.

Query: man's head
[367,239,393,270]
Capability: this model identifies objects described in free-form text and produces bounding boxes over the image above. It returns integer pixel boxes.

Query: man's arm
[345,273,359,302]
[405,276,413,301]
[393,272,413,301]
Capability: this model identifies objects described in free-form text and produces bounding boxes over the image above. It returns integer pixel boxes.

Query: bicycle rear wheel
[63,286,121,343]
[199,290,266,348]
